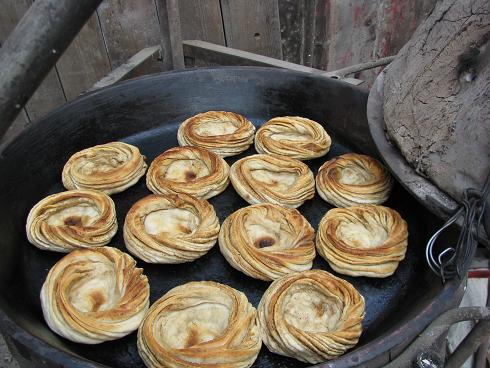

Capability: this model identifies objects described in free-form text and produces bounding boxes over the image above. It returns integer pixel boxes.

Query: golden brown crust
[316,205,408,277]
[146,146,230,199]
[255,116,331,160]
[26,190,117,252]
[124,194,219,263]
[177,111,255,157]
[40,247,150,344]
[137,281,262,368]
[316,153,393,207]
[219,204,315,280]
[62,142,147,195]
[230,154,315,208]
[258,270,365,363]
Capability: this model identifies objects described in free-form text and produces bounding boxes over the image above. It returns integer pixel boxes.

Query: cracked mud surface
[383,0,490,202]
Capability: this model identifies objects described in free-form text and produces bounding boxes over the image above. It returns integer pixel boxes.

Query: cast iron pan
[0,67,461,367]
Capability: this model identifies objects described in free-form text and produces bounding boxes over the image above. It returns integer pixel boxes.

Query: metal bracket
[385,306,490,367]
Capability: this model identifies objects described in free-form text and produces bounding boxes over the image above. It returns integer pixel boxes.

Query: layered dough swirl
[146,146,230,200]
[138,281,262,368]
[219,204,315,280]
[40,247,150,344]
[230,154,315,208]
[258,270,365,363]
[26,190,117,252]
[316,153,393,207]
[255,116,331,160]
[177,111,256,157]
[62,142,147,195]
[124,194,219,263]
[317,205,408,277]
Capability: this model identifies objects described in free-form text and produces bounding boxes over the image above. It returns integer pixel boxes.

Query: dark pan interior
[0,67,457,367]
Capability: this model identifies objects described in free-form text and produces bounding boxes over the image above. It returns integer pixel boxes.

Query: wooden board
[178,0,225,45]
[97,0,164,72]
[372,0,437,58]
[0,110,30,150]
[0,0,439,119]
[220,0,283,59]
[310,0,437,85]
[277,0,327,67]
[88,46,162,92]
[0,0,66,123]
[25,70,67,122]
[56,14,111,101]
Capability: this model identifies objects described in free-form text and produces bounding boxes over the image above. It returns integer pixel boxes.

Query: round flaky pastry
[146,146,230,200]
[255,116,331,160]
[230,154,315,208]
[124,193,219,264]
[316,153,393,207]
[177,111,255,157]
[316,205,408,277]
[26,190,117,252]
[219,204,315,280]
[62,142,147,195]
[258,270,365,363]
[138,281,262,368]
[40,247,150,344]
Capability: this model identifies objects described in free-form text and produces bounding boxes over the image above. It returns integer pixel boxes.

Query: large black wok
[0,67,462,367]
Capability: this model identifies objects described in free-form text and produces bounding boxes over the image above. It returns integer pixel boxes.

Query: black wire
[427,170,490,282]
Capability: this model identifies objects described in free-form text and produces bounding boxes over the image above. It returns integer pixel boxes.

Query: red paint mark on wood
[380,37,392,57]
[353,5,362,25]
[389,0,405,23]
[410,15,418,32]
[324,0,330,14]
[340,50,353,65]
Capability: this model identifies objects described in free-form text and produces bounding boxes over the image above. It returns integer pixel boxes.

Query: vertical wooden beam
[97,0,164,72]
[55,13,111,100]
[278,0,306,64]
[220,0,283,59]
[309,0,329,69]
[178,0,225,45]
[155,0,185,70]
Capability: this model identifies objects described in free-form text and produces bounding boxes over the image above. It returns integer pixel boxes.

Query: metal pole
[445,320,490,368]
[322,56,396,79]
[0,0,103,138]
[474,280,490,368]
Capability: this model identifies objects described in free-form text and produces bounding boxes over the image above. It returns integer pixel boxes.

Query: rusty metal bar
[322,56,396,79]
[0,0,103,138]
[182,40,365,86]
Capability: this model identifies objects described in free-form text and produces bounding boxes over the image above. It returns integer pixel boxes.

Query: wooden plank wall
[0,0,436,138]
[0,0,166,132]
